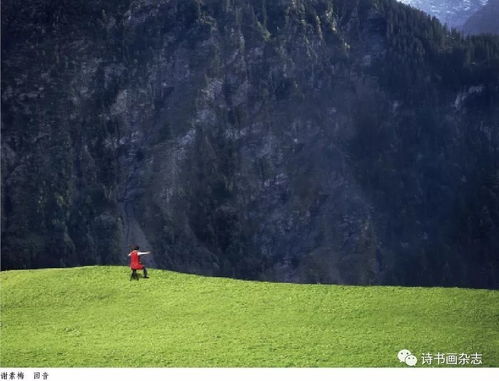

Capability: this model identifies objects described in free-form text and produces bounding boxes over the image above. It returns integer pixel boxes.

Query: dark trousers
[130,267,148,280]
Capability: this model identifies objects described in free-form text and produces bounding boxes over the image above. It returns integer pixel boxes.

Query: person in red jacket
[128,245,151,280]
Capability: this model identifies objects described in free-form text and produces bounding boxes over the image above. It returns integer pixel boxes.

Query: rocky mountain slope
[2,0,499,288]
[462,0,499,35]
[398,0,488,29]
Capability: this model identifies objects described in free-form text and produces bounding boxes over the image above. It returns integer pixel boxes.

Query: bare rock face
[2,0,499,288]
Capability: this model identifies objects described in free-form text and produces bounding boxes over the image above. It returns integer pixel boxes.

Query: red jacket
[129,250,144,270]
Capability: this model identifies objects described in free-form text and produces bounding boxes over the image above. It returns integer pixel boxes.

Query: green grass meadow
[1,266,498,367]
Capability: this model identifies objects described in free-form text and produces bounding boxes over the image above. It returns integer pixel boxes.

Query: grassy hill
[1,266,498,367]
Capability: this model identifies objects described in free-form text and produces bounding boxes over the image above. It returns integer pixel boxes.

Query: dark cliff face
[2,0,499,288]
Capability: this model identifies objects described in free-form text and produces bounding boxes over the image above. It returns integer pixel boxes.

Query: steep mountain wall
[398,0,488,29]
[462,0,499,35]
[2,0,499,288]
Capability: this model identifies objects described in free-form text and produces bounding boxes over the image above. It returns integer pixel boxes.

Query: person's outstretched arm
[138,251,151,255]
